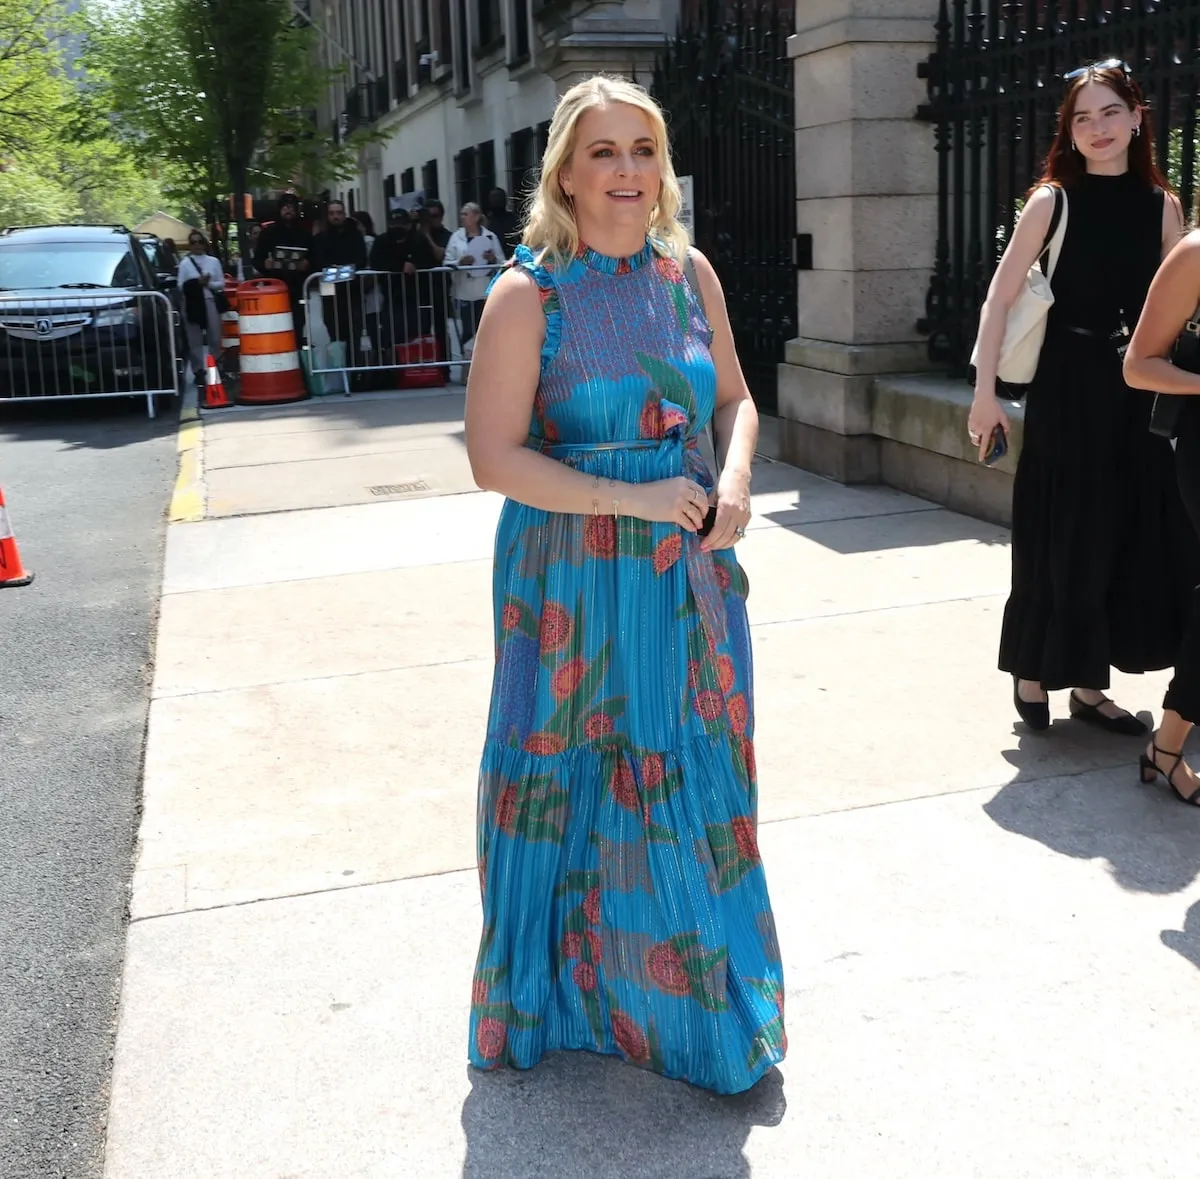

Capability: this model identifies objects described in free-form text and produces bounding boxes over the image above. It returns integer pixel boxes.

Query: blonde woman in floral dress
[463,75,785,1094]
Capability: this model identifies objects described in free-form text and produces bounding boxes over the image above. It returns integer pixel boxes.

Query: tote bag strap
[1039,186,1068,280]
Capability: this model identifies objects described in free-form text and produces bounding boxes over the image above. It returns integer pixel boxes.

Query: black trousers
[1165,401,1200,723]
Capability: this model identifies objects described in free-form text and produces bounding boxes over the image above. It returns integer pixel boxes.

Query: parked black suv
[0,224,184,411]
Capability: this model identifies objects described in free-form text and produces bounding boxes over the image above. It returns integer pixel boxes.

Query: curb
[169,384,205,523]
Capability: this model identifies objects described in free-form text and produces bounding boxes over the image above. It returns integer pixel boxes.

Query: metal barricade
[0,289,181,419]
[302,263,503,395]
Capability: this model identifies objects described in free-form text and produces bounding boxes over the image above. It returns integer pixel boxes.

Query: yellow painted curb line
[169,410,205,523]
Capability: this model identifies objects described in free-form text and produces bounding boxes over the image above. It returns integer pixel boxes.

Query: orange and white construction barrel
[234,278,307,404]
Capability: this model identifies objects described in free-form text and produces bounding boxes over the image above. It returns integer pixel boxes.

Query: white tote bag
[971,186,1067,386]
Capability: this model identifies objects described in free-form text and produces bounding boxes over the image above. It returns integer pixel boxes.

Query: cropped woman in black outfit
[1124,213,1200,803]
[968,61,1196,734]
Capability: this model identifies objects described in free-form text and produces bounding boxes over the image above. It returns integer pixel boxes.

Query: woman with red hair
[968,61,1198,734]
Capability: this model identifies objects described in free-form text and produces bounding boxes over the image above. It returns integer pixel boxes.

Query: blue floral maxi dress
[468,239,786,1094]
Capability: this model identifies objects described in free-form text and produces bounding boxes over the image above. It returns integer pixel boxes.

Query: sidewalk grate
[367,479,431,497]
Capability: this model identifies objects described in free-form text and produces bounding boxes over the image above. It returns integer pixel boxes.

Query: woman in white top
[177,231,226,382]
[444,203,505,344]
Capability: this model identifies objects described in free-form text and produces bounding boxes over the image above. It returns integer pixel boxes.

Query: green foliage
[0,0,74,157]
[0,0,166,229]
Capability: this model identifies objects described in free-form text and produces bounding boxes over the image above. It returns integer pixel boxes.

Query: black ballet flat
[1069,691,1148,737]
[1013,678,1050,731]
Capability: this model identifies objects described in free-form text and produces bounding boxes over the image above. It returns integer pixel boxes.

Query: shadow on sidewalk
[460,1054,785,1178]
[1161,900,1200,970]
[983,725,1200,896]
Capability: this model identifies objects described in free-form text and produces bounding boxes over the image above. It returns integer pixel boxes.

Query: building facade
[307,0,681,229]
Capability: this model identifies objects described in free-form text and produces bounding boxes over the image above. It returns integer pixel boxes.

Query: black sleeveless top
[1047,170,1164,338]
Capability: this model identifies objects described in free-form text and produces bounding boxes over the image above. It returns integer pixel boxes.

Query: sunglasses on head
[1064,58,1132,83]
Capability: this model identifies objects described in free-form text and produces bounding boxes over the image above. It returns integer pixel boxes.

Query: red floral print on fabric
[717,655,736,695]
[694,690,725,721]
[653,533,682,575]
[573,962,598,991]
[583,929,602,962]
[584,712,615,739]
[727,693,749,735]
[552,656,586,700]
[645,941,692,996]
[584,515,616,558]
[639,396,664,439]
[611,759,640,811]
[495,784,517,834]
[641,753,665,791]
[714,562,732,592]
[562,931,583,958]
[611,1010,651,1064]
[583,886,601,925]
[731,815,760,863]
[475,1017,507,1060]
[471,978,489,1004]
[501,602,523,631]
[523,731,567,756]
[742,736,757,783]
[539,602,573,653]
[654,254,684,284]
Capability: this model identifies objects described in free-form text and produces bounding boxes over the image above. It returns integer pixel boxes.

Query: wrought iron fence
[917,0,1200,374]
[652,0,796,415]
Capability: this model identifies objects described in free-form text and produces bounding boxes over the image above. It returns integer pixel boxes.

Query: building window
[476,0,502,51]
[507,127,537,202]
[536,120,551,163]
[422,159,440,200]
[511,0,530,62]
[385,174,396,202]
[455,146,478,210]
[401,167,415,193]
[477,140,496,200]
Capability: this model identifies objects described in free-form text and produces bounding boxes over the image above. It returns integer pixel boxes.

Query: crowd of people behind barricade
[204,187,516,383]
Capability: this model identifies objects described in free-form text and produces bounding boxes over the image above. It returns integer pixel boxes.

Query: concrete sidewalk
[106,391,1200,1178]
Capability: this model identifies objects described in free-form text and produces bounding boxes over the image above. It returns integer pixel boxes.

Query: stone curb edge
[169,384,205,523]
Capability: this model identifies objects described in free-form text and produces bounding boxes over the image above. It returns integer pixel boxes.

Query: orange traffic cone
[202,353,232,409]
[0,487,33,588]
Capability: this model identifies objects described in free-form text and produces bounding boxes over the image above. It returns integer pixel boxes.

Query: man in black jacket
[370,202,438,348]
[311,199,367,355]
[253,193,312,336]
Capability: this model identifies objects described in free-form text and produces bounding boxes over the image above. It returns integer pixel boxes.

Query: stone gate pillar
[779,1,940,481]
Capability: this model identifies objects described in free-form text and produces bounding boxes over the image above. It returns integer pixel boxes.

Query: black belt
[1063,325,1115,339]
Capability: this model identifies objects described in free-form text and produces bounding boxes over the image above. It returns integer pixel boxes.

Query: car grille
[0,312,93,342]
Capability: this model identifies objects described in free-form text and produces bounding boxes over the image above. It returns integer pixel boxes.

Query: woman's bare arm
[972,185,1058,398]
[1162,192,1187,261]
[1124,230,1200,395]
[689,249,756,550]
[464,269,708,529]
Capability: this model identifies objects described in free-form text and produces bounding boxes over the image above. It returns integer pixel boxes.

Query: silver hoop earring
[1133,126,1141,138]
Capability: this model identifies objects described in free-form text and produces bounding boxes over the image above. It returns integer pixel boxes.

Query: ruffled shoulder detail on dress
[489,244,562,373]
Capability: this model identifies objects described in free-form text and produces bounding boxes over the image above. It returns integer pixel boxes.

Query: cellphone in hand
[983,424,1008,466]
[697,505,717,537]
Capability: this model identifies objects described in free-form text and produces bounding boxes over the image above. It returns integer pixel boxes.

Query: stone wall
[779,1,1006,522]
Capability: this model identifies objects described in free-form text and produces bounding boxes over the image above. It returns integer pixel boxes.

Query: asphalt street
[0,398,176,1179]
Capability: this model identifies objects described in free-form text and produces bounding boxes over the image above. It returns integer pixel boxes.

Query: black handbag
[1149,306,1200,439]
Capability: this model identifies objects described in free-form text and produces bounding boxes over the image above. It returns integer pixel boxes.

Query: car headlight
[93,305,139,328]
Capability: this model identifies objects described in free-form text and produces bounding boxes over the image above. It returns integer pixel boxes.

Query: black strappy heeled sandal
[1138,741,1200,806]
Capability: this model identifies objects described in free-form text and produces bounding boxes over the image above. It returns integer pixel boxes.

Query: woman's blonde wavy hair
[523,75,690,265]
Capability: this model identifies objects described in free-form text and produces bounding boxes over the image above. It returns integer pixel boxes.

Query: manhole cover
[367,480,430,497]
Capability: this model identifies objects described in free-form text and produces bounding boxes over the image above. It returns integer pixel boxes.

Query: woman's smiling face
[558,102,662,238]
[1070,80,1140,165]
